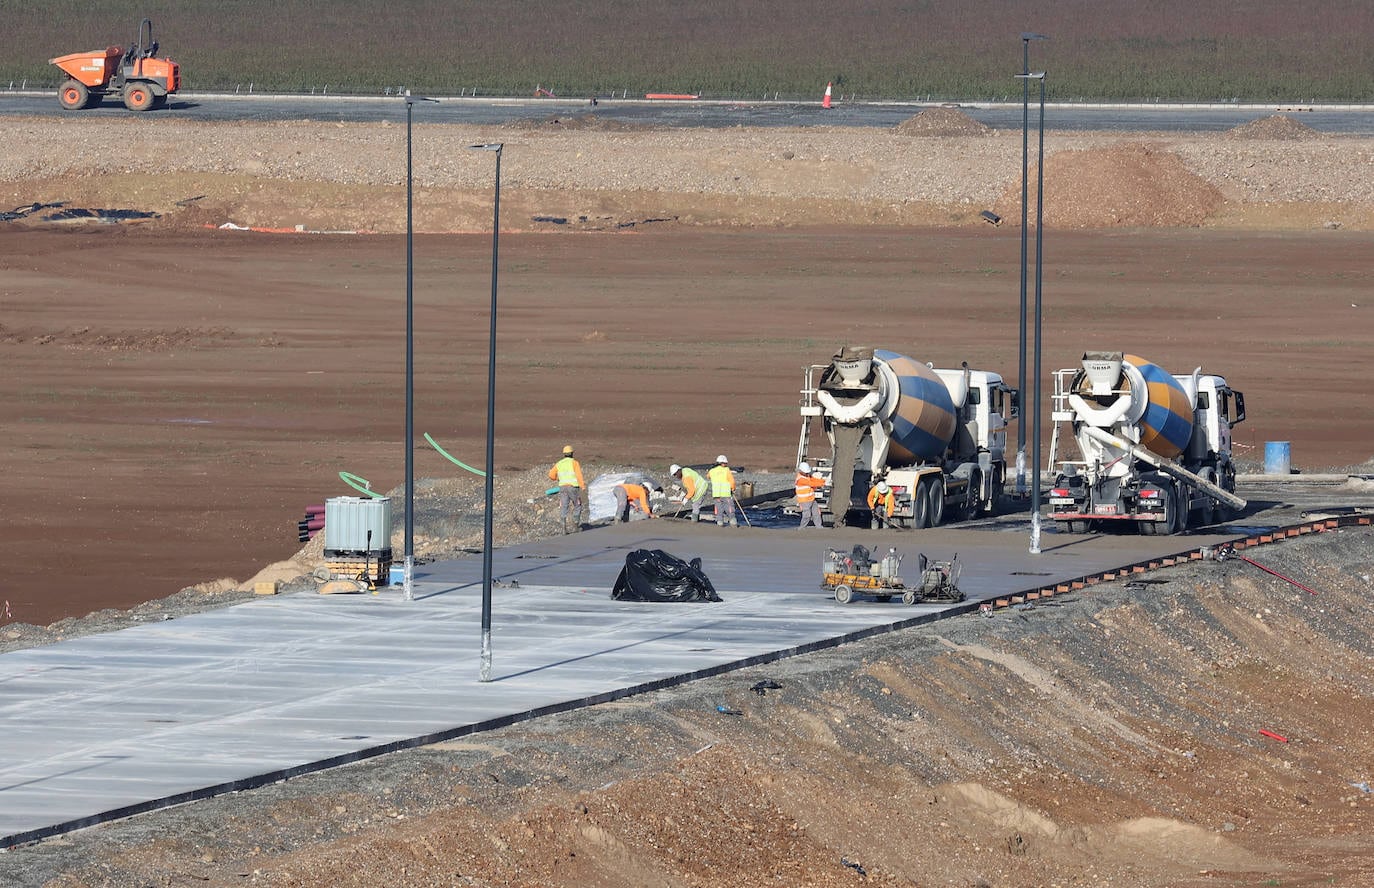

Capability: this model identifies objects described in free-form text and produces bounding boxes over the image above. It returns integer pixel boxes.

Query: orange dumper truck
[50,18,179,111]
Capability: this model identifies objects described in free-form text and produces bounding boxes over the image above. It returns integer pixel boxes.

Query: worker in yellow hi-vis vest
[707,455,738,527]
[548,444,586,533]
[670,463,709,522]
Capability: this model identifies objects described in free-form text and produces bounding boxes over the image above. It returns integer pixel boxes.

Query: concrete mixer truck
[1046,352,1247,535]
[796,346,1018,528]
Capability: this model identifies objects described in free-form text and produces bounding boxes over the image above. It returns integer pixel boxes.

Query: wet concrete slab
[0,521,1239,846]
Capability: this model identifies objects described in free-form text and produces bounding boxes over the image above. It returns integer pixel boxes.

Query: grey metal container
[324,496,392,555]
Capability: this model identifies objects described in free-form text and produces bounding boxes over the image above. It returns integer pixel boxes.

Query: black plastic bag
[611,549,722,602]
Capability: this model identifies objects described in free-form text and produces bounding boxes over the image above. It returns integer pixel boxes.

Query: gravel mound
[893,106,993,137]
[1225,114,1324,140]
[1022,142,1224,228]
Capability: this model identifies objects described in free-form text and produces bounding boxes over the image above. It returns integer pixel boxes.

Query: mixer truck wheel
[1161,483,1183,535]
[927,480,945,527]
[1195,469,1218,527]
[953,471,981,521]
[982,465,1005,515]
[912,479,932,528]
[59,80,90,111]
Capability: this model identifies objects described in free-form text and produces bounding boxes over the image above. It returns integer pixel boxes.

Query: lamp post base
[480,631,492,682]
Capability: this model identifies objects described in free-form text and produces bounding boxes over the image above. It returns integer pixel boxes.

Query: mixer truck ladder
[1045,368,1077,473]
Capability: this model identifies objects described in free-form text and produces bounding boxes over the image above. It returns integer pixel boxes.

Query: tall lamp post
[1013,71,1047,554]
[469,142,503,682]
[1016,32,1048,498]
[402,90,436,602]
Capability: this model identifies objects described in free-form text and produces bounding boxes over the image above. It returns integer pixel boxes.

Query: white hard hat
[876,481,890,493]
[670,464,682,475]
[798,461,811,474]
[716,454,728,464]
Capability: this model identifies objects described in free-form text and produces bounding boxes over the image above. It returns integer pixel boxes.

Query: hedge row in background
[7,0,1373,102]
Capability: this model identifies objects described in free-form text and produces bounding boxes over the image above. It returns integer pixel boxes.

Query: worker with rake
[670,463,709,521]
[708,455,739,527]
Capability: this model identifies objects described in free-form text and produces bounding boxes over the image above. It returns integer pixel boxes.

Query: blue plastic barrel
[1264,441,1291,475]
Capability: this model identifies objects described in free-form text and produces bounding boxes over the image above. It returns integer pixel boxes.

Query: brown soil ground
[2,111,1373,886]
[4,223,1371,627]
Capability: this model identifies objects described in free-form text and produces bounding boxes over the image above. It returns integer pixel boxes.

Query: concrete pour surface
[0,521,1242,846]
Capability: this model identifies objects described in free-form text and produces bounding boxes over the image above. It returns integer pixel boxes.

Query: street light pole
[401,90,436,601]
[1030,72,1047,555]
[469,142,503,682]
[1017,32,1047,499]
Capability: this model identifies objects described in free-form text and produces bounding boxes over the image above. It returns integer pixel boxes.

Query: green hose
[423,432,487,477]
[338,471,387,499]
[342,437,501,501]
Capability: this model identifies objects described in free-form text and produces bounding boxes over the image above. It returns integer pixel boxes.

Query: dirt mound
[893,106,992,137]
[998,143,1224,228]
[1225,114,1323,140]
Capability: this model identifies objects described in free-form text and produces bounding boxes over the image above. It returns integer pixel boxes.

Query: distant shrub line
[7,0,1374,103]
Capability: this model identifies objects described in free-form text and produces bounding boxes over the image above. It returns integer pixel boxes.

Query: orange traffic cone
[822,82,833,109]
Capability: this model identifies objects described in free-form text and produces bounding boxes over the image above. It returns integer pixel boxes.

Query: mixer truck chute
[1046,352,1247,535]
[797,346,1017,528]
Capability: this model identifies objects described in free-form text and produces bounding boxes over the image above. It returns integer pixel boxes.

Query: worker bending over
[548,444,586,534]
[708,455,738,527]
[670,463,709,521]
[614,480,659,523]
[868,480,896,529]
[795,461,826,528]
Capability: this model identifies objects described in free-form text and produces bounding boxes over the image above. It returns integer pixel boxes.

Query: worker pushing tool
[708,455,738,527]
[670,463,709,521]
[795,461,826,528]
[867,480,896,529]
[548,444,586,534]
[614,480,659,523]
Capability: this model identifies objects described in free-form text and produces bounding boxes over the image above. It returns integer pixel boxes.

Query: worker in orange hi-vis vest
[867,480,896,529]
[614,480,659,523]
[548,444,586,534]
[670,463,709,522]
[795,461,826,528]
